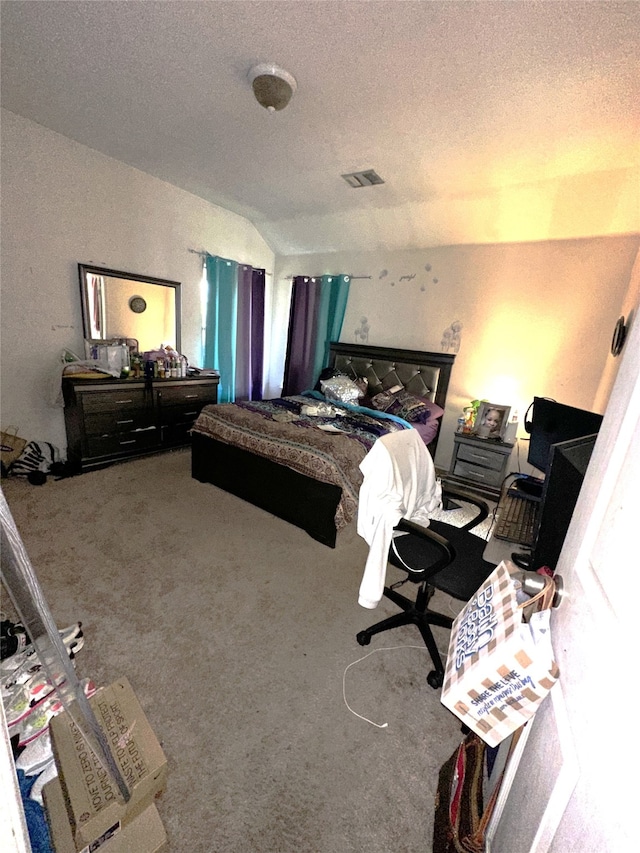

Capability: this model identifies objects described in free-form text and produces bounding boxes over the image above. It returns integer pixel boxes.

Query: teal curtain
[311,274,351,384]
[203,255,238,404]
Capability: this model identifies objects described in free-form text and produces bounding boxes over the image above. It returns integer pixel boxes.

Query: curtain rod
[189,249,372,280]
[283,275,372,281]
[188,248,271,274]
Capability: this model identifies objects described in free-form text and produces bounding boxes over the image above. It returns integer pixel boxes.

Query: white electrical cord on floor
[343,645,445,729]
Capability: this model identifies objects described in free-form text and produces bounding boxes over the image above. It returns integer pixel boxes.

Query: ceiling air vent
[341,169,385,188]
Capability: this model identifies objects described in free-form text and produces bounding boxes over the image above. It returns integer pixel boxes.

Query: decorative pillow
[369,389,397,412]
[413,419,440,447]
[387,391,433,424]
[314,366,342,392]
[370,388,439,425]
[320,375,363,404]
[416,398,445,421]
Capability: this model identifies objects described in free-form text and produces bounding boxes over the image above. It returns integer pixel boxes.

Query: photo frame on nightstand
[472,402,511,440]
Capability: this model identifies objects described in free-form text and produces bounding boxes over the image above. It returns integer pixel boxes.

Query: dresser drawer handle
[119,439,137,446]
[467,470,486,479]
[184,394,198,399]
[116,419,134,425]
[184,410,198,417]
[470,453,489,460]
[114,399,134,404]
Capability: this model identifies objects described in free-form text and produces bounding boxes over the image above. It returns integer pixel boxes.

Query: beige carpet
[2,449,472,853]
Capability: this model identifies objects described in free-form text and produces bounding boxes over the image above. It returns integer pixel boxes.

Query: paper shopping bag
[441,560,559,747]
[1,427,28,472]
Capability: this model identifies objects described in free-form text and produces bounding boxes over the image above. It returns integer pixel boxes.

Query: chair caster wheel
[427,670,444,689]
[356,631,371,646]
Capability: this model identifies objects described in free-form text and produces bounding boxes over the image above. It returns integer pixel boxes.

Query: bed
[191,342,455,547]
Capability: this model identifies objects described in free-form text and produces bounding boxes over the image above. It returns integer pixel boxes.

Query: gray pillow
[320,375,362,404]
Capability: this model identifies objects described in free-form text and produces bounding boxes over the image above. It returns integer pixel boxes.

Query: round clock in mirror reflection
[129,296,147,314]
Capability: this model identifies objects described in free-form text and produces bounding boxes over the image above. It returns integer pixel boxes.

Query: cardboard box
[44,776,168,853]
[49,677,168,851]
[43,775,76,853]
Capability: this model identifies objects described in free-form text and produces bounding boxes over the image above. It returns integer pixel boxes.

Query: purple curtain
[282,274,351,396]
[235,265,265,401]
[282,276,322,396]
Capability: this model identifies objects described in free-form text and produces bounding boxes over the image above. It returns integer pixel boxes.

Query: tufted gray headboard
[328,341,455,457]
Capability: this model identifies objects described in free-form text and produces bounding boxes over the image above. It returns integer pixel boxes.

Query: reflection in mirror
[78,264,181,354]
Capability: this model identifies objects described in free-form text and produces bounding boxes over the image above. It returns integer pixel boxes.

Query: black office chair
[356,485,496,689]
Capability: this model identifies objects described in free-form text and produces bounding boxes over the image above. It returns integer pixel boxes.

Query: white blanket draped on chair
[357,429,442,609]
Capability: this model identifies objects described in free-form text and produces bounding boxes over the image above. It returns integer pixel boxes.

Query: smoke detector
[248,63,297,113]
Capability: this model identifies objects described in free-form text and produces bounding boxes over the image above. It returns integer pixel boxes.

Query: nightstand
[446,432,514,499]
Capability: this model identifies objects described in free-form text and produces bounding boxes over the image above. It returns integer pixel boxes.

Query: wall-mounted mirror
[78,263,181,354]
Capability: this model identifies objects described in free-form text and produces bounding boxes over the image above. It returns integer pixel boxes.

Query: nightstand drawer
[453,459,504,487]
[456,443,506,472]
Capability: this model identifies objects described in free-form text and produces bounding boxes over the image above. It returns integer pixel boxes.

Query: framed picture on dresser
[473,402,511,440]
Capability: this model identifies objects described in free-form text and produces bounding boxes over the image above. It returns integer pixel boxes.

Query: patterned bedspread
[191,394,409,529]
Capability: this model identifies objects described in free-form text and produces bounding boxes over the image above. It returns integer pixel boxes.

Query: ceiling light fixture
[248,63,297,113]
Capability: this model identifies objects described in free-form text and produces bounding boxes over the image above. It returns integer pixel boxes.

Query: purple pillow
[417,398,444,420]
[413,419,440,447]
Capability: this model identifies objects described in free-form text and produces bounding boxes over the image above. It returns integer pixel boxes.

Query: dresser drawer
[161,422,194,446]
[160,406,203,427]
[456,442,506,472]
[86,427,160,458]
[84,410,155,436]
[453,458,504,487]
[157,381,218,431]
[80,388,150,414]
[157,382,218,407]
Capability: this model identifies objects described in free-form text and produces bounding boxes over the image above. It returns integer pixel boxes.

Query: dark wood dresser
[62,375,219,472]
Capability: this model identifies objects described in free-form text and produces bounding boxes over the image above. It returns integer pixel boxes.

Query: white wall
[274,239,639,470]
[593,247,640,413]
[2,108,638,473]
[0,110,275,454]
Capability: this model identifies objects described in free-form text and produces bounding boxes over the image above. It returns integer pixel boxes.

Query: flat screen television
[530,433,598,572]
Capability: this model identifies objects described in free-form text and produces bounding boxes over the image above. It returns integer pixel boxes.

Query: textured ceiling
[2,1,638,255]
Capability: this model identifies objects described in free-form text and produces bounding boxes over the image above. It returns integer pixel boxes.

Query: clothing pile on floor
[2,615,90,853]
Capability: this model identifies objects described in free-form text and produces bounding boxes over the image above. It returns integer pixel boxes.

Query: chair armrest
[441,485,490,531]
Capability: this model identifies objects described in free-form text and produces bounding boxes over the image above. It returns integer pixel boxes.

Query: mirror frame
[78,263,181,354]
